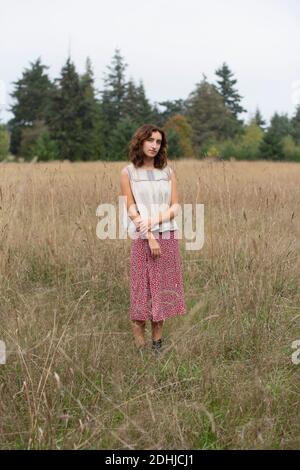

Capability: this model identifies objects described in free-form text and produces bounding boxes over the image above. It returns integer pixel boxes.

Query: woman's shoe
[152,338,163,353]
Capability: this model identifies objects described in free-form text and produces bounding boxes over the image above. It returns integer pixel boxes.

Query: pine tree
[100,49,128,129]
[122,78,153,125]
[184,76,233,151]
[47,57,84,161]
[158,99,186,124]
[259,112,292,160]
[215,62,246,134]
[8,57,54,155]
[109,117,138,161]
[25,124,59,161]
[291,105,300,145]
[266,112,292,139]
[165,127,181,159]
[19,119,48,159]
[136,81,155,123]
[79,57,105,160]
[0,123,10,159]
[150,103,165,127]
[252,108,266,130]
[259,131,284,160]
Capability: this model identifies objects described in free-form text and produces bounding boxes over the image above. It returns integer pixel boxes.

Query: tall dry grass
[0,159,299,449]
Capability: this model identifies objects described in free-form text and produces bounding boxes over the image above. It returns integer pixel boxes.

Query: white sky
[1,0,300,125]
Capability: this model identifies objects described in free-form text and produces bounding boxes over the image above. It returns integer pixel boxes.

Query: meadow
[0,158,299,449]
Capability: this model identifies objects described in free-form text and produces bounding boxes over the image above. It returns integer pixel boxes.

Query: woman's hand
[133,216,142,231]
[148,237,161,258]
[139,217,156,236]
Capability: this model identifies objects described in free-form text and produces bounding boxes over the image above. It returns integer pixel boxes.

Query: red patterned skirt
[129,230,187,322]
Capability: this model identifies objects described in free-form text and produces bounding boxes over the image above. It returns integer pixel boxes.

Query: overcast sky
[1,0,300,125]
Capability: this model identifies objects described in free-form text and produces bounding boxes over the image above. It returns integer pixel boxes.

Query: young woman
[120,124,186,353]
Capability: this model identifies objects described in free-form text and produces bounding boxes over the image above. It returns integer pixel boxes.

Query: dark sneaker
[152,338,163,353]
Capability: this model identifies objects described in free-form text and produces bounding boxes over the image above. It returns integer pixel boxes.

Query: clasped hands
[133,215,161,257]
[134,216,158,236]
[134,216,161,257]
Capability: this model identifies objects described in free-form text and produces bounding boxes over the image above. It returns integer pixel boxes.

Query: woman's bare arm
[120,168,156,240]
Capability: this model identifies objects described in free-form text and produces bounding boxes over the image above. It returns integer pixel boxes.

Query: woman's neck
[141,157,155,169]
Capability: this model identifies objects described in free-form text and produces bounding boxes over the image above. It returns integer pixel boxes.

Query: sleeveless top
[122,162,179,235]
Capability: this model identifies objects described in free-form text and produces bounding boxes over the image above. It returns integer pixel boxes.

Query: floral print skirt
[129,230,186,322]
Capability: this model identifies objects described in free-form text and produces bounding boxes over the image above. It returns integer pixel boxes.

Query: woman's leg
[132,320,146,347]
[151,320,164,341]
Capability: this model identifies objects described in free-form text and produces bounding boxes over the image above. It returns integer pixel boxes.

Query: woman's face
[142,131,162,159]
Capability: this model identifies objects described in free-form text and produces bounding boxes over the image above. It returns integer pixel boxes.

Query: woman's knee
[133,320,146,327]
[151,320,164,327]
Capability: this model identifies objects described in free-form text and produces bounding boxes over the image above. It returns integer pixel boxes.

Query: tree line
[1,48,300,162]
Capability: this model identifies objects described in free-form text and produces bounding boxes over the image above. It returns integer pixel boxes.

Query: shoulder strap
[125,164,140,214]
[126,163,136,180]
[126,165,132,180]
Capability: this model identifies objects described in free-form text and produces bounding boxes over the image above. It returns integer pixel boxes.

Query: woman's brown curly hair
[129,124,168,169]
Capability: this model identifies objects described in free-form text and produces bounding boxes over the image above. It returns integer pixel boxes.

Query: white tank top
[122,162,179,235]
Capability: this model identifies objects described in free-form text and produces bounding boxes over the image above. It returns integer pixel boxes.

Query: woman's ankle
[152,335,162,342]
[152,338,163,352]
[151,320,164,342]
[135,337,146,348]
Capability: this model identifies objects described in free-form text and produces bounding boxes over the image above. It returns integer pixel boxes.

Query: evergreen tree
[19,119,48,159]
[99,49,130,158]
[109,117,138,161]
[291,105,300,145]
[8,57,54,155]
[165,127,181,159]
[252,108,266,131]
[136,81,155,123]
[47,57,84,161]
[150,102,165,127]
[0,123,10,159]
[26,127,60,161]
[100,50,159,157]
[122,79,137,118]
[215,62,246,134]
[158,99,186,124]
[185,76,233,151]
[122,78,153,125]
[259,131,284,160]
[267,112,292,139]
[100,49,128,129]
[79,57,105,160]
[259,112,292,160]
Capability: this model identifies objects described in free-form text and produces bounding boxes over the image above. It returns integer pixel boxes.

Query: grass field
[0,158,299,449]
